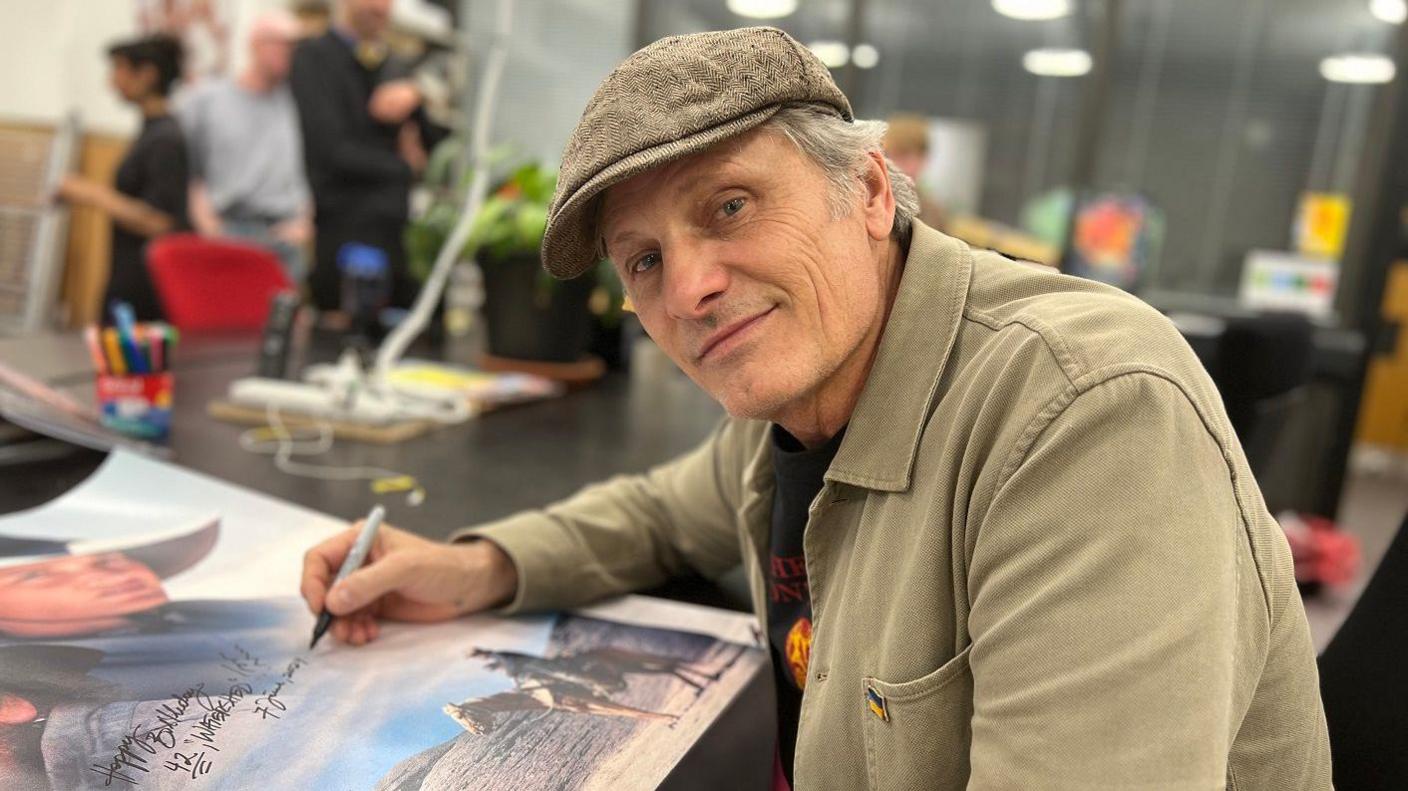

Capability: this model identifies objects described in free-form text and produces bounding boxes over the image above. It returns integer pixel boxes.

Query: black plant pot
[479,250,594,363]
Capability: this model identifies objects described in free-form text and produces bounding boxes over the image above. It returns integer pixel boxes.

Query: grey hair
[762,102,920,245]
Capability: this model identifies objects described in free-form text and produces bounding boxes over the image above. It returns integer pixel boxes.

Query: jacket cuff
[449,512,568,615]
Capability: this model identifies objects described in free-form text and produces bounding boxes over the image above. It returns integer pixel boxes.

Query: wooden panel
[60,132,130,327]
[1357,261,1408,449]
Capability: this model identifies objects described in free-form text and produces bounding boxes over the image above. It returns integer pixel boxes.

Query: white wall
[0,0,284,137]
[0,0,141,135]
[463,0,633,166]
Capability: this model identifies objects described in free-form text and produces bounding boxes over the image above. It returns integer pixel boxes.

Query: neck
[238,67,272,93]
[138,95,168,118]
[773,239,906,448]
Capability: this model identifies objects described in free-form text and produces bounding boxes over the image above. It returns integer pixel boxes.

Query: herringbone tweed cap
[542,26,853,278]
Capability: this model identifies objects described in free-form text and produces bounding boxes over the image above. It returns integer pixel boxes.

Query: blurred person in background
[177,9,313,283]
[882,113,947,231]
[289,0,439,314]
[56,35,188,321]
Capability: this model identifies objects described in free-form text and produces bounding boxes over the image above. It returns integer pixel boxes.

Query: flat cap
[542,26,853,279]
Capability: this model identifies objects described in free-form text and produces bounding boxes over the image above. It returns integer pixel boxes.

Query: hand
[191,211,223,238]
[300,522,518,646]
[369,80,423,124]
[53,174,100,206]
[398,122,428,175]
[271,215,312,246]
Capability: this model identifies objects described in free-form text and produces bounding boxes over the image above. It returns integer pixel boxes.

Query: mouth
[697,306,776,363]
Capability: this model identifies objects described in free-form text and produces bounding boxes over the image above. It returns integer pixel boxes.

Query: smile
[697,307,775,363]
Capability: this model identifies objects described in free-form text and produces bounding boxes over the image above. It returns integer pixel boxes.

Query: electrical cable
[237,403,426,506]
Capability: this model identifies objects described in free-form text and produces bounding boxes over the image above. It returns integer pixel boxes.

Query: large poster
[0,452,764,790]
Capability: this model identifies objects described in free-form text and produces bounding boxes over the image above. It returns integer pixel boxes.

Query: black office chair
[1318,510,1408,790]
[1214,313,1315,479]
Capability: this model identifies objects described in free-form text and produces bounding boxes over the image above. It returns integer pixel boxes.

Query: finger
[351,616,375,646]
[300,528,361,614]
[326,551,415,616]
[332,618,352,644]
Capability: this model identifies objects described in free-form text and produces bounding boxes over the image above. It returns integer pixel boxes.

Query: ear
[858,150,897,244]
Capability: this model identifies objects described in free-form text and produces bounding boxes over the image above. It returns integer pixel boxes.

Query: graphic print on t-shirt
[770,551,813,689]
[784,616,812,690]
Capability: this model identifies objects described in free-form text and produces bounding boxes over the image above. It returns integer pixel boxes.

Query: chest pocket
[861,645,973,790]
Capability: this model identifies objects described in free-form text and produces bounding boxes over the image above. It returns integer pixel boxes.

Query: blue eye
[722,197,745,216]
[631,252,661,275]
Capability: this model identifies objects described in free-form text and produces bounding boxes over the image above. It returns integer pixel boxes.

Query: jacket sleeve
[288,43,410,186]
[450,418,758,613]
[966,371,1248,789]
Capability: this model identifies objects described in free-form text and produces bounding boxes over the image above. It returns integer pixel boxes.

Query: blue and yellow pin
[865,685,889,722]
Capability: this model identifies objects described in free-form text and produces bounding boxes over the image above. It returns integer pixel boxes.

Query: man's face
[601,128,893,421]
[342,0,392,40]
[251,31,295,81]
[0,552,168,638]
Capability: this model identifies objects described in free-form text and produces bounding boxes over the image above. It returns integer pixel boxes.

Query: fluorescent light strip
[994,0,1073,21]
[1320,53,1396,84]
[1023,47,1092,77]
[727,0,799,20]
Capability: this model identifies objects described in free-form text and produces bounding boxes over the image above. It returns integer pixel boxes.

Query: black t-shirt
[768,423,845,783]
[108,114,188,321]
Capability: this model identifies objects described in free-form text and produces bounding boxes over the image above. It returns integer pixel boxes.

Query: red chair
[146,234,293,331]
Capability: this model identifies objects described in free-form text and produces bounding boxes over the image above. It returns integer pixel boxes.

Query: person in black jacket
[288,0,435,312]
[56,35,189,321]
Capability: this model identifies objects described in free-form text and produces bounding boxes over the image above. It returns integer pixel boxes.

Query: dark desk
[1,332,726,536]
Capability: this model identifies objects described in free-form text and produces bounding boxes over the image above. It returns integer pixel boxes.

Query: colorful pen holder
[96,372,174,439]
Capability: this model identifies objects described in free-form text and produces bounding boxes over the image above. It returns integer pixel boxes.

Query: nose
[661,238,730,322]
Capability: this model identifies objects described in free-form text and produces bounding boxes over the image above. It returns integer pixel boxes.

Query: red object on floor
[146,234,293,331]
[1280,511,1361,587]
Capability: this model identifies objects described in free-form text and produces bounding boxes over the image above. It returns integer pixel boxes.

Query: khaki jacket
[462,223,1332,789]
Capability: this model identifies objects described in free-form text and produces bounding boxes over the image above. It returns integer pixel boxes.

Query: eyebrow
[601,161,759,255]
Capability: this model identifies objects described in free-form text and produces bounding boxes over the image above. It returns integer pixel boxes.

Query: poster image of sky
[0,452,765,790]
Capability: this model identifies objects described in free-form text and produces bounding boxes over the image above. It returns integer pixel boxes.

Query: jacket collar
[825,221,972,493]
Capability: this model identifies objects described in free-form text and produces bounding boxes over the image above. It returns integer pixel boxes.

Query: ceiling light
[727,0,799,19]
[1320,53,1396,83]
[993,0,1072,21]
[1022,47,1092,77]
[809,40,849,69]
[1371,0,1407,24]
[852,43,880,69]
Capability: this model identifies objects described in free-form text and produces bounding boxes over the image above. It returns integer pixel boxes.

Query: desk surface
[0,332,725,540]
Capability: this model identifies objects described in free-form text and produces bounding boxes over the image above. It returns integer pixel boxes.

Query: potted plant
[405,145,622,365]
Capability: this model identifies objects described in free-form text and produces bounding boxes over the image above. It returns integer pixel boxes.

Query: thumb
[326,554,414,615]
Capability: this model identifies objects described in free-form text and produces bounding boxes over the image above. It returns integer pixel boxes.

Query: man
[177,9,312,282]
[288,0,436,312]
[301,27,1331,789]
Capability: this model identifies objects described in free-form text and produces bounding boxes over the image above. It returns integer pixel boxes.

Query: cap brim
[542,105,783,280]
